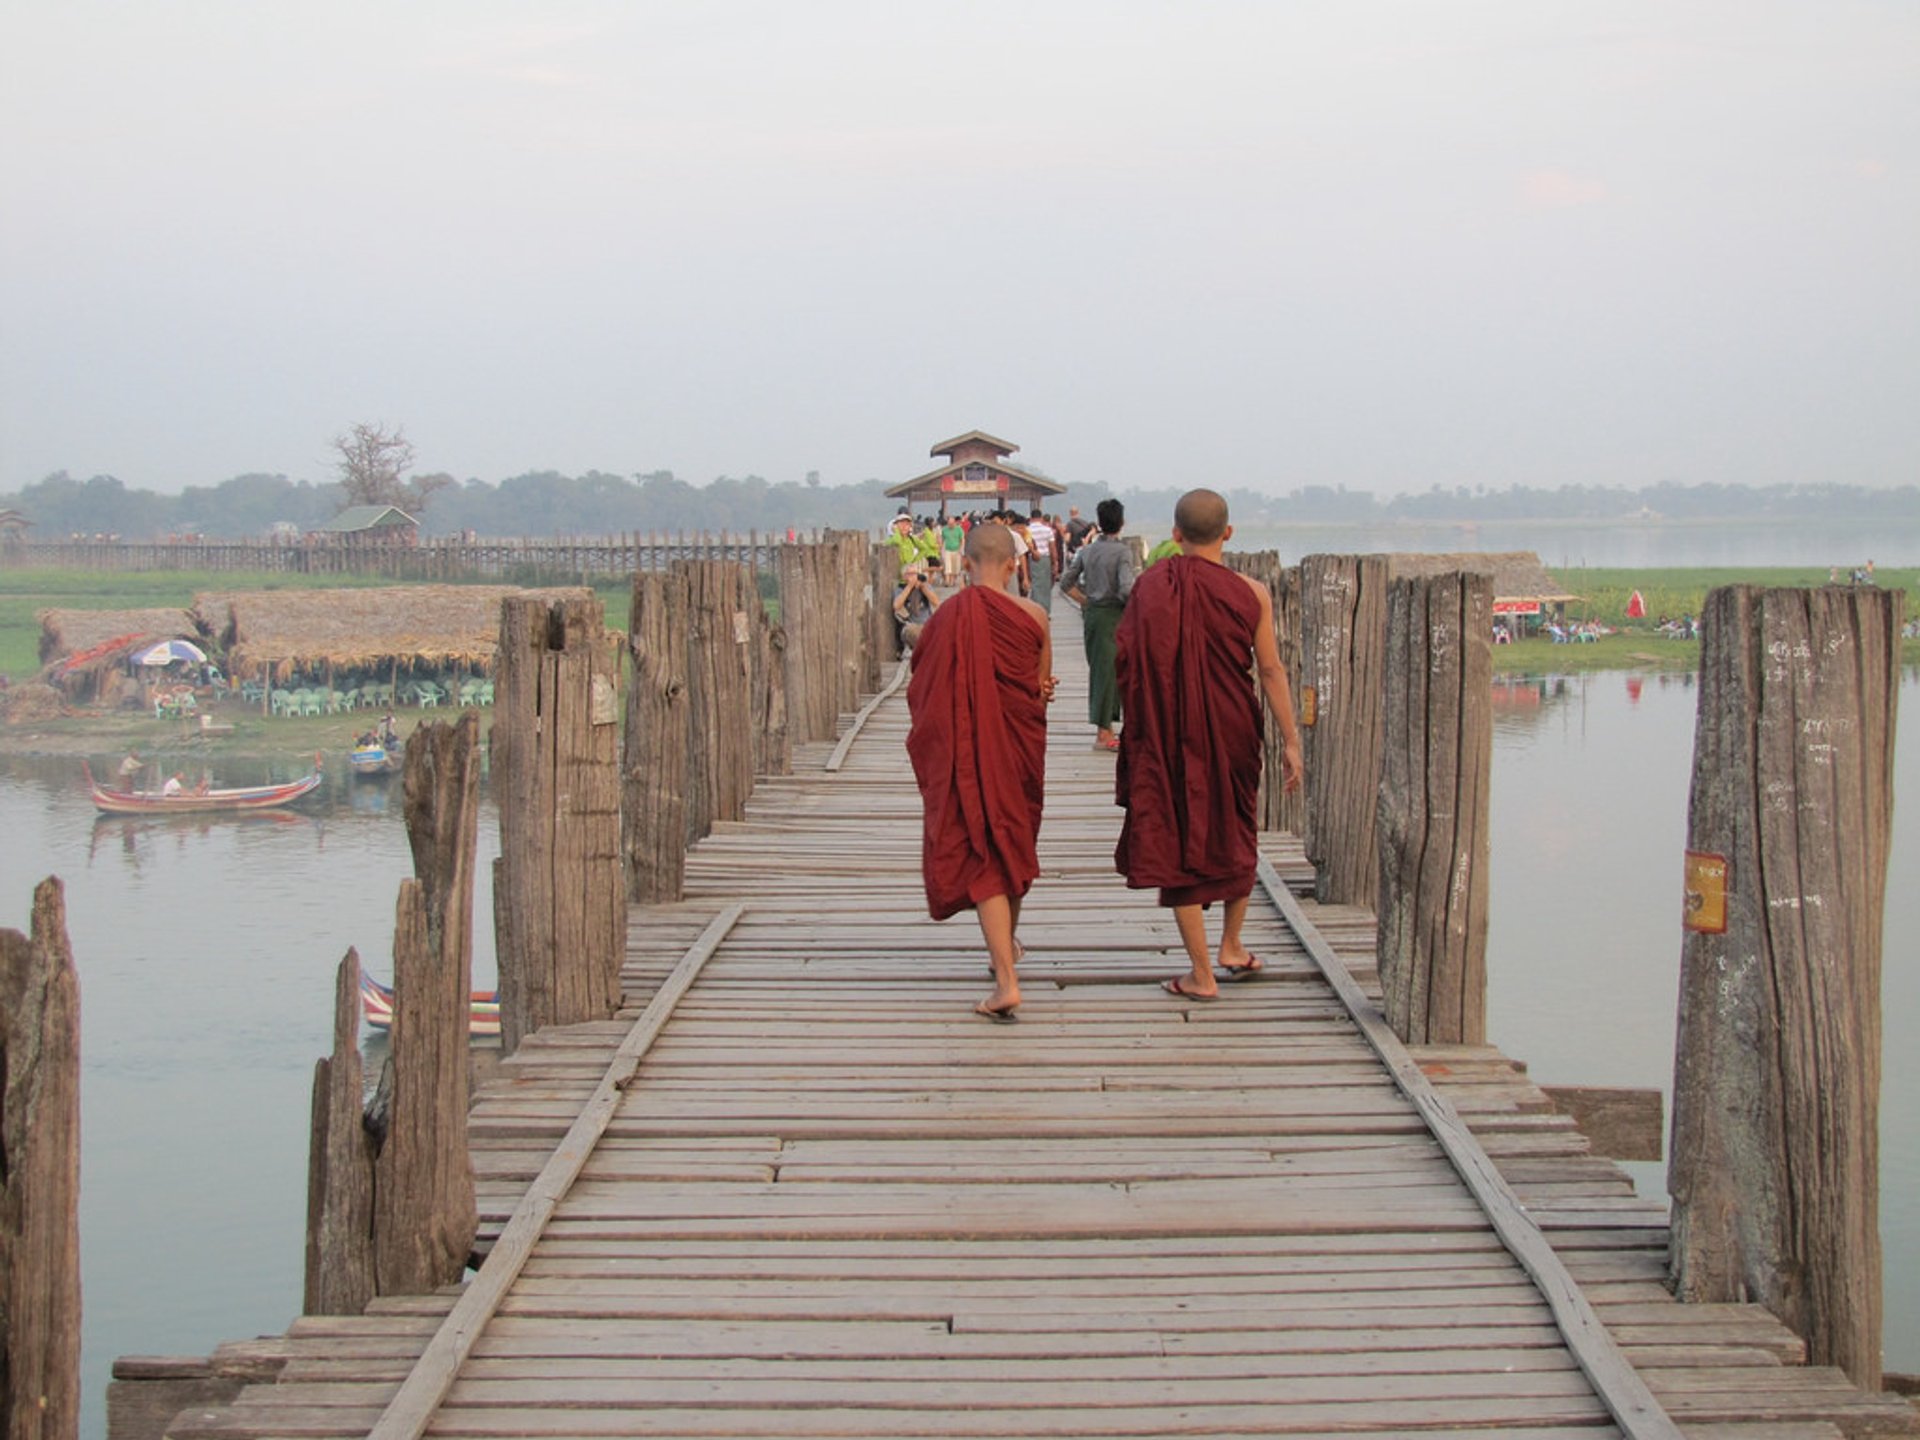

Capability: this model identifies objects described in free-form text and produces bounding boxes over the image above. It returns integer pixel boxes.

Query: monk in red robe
[1115,488,1304,1000]
[906,522,1056,1021]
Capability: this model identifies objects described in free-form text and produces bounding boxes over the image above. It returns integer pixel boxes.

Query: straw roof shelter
[195,584,590,682]
[38,608,198,666]
[37,607,201,703]
[1383,551,1578,615]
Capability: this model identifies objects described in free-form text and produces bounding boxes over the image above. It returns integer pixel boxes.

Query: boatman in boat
[905,521,1057,1023]
[118,749,143,782]
[1114,488,1304,1001]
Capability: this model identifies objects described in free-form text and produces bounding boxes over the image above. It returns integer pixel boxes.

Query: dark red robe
[906,586,1048,920]
[1114,555,1264,906]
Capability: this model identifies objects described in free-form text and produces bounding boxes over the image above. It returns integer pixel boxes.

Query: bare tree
[332,422,418,510]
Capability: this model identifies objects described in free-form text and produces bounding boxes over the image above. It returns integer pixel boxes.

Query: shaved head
[1173,488,1229,545]
[964,522,1015,565]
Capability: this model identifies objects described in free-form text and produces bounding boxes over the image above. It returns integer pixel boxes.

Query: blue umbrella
[133,639,208,666]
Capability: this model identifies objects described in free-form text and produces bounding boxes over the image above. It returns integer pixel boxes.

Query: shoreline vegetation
[1,564,1913,760]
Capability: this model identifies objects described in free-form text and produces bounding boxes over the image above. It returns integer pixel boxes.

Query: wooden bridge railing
[2,531,807,580]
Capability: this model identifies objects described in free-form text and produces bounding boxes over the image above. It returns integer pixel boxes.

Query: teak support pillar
[1225,551,1306,838]
[624,571,690,904]
[1297,553,1389,906]
[1376,572,1492,1045]
[373,714,483,1295]
[1669,584,1901,1389]
[0,878,81,1440]
[675,560,760,845]
[304,948,374,1315]
[493,596,624,1055]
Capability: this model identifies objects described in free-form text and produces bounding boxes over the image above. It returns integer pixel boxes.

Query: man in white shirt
[1025,508,1057,612]
[162,772,185,796]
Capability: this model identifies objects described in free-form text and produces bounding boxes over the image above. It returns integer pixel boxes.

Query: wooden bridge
[164,634,1915,1440]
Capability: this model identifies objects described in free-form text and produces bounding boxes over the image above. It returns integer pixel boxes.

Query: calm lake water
[1231,517,1916,570]
[0,667,1913,1440]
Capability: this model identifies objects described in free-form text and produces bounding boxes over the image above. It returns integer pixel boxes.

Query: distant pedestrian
[1026,507,1057,612]
[1061,498,1135,752]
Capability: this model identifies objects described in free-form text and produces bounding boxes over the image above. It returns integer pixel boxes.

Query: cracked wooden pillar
[1225,551,1306,839]
[1669,584,1901,1389]
[0,877,81,1440]
[493,595,624,1056]
[676,559,760,845]
[1296,553,1390,906]
[304,947,374,1314]
[373,713,483,1294]
[1376,572,1492,1046]
[624,570,690,904]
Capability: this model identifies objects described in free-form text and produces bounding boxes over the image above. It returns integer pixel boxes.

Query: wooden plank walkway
[175,617,1918,1440]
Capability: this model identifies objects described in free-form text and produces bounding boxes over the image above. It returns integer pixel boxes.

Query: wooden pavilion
[884,430,1066,515]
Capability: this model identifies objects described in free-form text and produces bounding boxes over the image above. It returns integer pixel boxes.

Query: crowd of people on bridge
[903,489,1304,1024]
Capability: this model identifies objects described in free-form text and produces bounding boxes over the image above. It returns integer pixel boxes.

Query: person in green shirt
[1144,536,1182,566]
[940,516,965,586]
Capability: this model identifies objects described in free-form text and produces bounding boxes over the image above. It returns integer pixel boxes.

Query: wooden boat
[84,760,323,815]
[348,740,402,776]
[359,975,501,1038]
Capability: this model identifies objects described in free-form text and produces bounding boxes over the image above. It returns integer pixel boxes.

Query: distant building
[316,505,419,547]
[885,430,1066,515]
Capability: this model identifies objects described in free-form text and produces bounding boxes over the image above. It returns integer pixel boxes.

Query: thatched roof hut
[38,608,198,666]
[1384,551,1578,613]
[37,606,201,704]
[196,585,591,682]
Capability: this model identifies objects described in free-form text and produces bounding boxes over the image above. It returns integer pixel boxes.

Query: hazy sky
[2,3,1914,498]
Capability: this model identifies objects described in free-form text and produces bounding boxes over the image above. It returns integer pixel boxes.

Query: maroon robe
[1114,555,1264,906]
[906,586,1048,921]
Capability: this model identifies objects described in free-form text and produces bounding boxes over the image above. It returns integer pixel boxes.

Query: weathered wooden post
[866,542,900,688]
[1669,584,1901,1389]
[1375,572,1493,1045]
[304,948,374,1314]
[776,541,826,743]
[493,595,624,1055]
[1225,551,1306,837]
[0,878,81,1440]
[751,569,790,782]
[675,560,760,842]
[1297,553,1390,905]
[826,530,872,720]
[624,571,690,904]
[374,713,483,1294]
[775,530,879,745]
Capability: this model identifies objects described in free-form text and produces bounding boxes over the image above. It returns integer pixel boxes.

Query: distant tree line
[3,467,1914,542]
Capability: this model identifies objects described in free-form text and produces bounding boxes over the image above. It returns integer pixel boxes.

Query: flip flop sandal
[1161,977,1218,1002]
[1217,955,1263,983]
[975,1000,1020,1024]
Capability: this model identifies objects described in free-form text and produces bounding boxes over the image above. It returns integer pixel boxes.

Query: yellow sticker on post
[1683,850,1729,933]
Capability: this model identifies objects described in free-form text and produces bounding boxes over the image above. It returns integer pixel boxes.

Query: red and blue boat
[84,760,323,815]
[359,974,501,1038]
